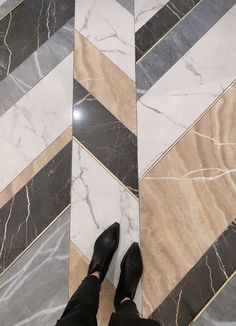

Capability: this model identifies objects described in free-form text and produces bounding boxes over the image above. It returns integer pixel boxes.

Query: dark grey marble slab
[116,0,134,15]
[194,274,236,326]
[135,0,201,61]
[0,18,74,117]
[150,220,236,326]
[73,80,138,197]
[0,142,72,274]
[0,0,74,81]
[136,0,236,99]
[0,208,70,326]
[0,0,22,20]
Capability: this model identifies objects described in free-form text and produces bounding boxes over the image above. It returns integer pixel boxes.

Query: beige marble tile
[74,31,136,134]
[140,83,236,316]
[69,242,116,326]
[0,127,72,209]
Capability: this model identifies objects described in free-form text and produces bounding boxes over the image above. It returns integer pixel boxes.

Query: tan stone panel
[140,84,236,316]
[69,242,116,326]
[0,127,72,209]
[74,31,136,134]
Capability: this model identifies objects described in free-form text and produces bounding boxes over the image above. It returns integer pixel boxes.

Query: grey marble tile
[135,0,201,61]
[194,275,236,326]
[151,220,236,326]
[0,142,72,274]
[0,208,70,326]
[136,0,236,99]
[0,0,74,81]
[0,18,74,117]
[0,0,22,19]
[116,0,134,14]
[73,80,138,196]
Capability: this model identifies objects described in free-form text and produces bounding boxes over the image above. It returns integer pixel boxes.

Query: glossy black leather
[88,222,120,283]
[114,242,143,310]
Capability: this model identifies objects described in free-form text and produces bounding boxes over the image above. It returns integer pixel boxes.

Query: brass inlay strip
[139,79,236,181]
[0,204,71,278]
[0,126,72,209]
[74,31,137,134]
[190,269,236,325]
[0,0,24,24]
[73,136,139,201]
[136,0,204,64]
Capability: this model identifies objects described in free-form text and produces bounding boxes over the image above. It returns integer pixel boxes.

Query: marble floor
[0,0,236,325]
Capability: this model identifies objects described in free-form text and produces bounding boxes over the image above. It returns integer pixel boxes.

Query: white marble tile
[116,0,134,15]
[75,0,135,81]
[0,209,70,326]
[138,5,236,178]
[135,0,169,31]
[0,53,73,192]
[70,140,141,309]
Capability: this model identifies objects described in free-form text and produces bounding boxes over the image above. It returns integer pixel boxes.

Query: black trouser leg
[109,300,161,326]
[56,275,100,326]
[108,300,140,325]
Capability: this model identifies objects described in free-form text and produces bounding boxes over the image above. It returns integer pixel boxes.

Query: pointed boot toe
[88,222,120,283]
[114,242,143,310]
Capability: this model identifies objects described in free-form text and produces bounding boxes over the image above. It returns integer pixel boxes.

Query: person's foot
[88,222,120,283]
[114,242,143,310]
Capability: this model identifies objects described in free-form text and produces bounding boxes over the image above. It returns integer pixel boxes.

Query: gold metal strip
[73,137,139,201]
[190,269,236,325]
[0,126,72,209]
[0,204,71,278]
[0,0,24,23]
[139,79,236,181]
[136,0,204,64]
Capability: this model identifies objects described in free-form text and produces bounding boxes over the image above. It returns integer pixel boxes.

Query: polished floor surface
[0,0,236,325]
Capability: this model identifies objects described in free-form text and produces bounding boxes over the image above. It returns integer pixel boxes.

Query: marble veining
[136,0,236,99]
[0,18,74,117]
[70,242,116,326]
[135,0,169,31]
[75,0,135,80]
[138,4,236,178]
[0,142,71,274]
[0,127,72,210]
[135,0,201,61]
[0,0,21,19]
[0,0,74,81]
[70,140,141,310]
[194,274,236,325]
[116,0,134,15]
[74,31,136,134]
[0,53,73,192]
[0,208,70,326]
[140,82,236,317]
[151,220,236,326]
[73,80,138,196]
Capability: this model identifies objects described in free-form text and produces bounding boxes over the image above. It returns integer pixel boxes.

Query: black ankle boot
[114,242,143,310]
[88,222,120,283]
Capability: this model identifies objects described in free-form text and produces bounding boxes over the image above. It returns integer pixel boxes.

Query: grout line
[136,0,204,63]
[0,204,71,278]
[74,29,135,83]
[139,79,236,182]
[72,136,139,201]
[0,0,24,22]
[190,269,236,325]
[0,126,72,209]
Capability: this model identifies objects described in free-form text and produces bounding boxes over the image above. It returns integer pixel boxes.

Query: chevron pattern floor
[0,1,236,325]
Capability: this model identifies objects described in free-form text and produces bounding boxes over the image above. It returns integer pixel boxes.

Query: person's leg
[56,274,101,326]
[109,243,160,326]
[113,298,140,319]
[56,223,120,326]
